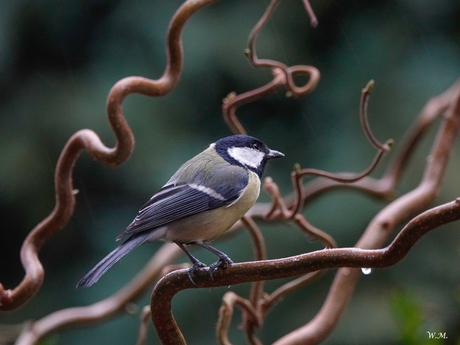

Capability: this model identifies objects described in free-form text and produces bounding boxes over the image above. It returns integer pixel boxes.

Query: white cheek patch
[228,147,265,168]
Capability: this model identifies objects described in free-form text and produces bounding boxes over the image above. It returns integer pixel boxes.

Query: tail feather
[77,233,149,288]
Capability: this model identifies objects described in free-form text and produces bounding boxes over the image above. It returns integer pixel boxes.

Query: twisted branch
[3,0,460,344]
[274,79,460,345]
[215,77,460,345]
[0,0,217,312]
[135,306,152,345]
[286,78,460,207]
[151,197,460,344]
[266,80,392,220]
[223,0,320,135]
[150,78,460,344]
[14,244,181,345]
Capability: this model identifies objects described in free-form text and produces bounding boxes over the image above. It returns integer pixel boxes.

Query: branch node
[125,303,139,315]
[0,284,12,307]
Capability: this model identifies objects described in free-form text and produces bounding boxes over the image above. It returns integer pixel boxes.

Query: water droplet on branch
[361,268,372,275]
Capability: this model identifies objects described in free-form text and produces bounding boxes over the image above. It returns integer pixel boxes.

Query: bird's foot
[209,257,234,280]
[187,261,207,285]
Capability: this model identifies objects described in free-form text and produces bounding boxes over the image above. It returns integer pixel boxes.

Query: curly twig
[210,79,460,345]
[274,79,460,345]
[0,0,217,312]
[223,0,320,135]
[240,216,266,343]
[217,291,262,345]
[241,216,266,308]
[289,81,392,218]
[14,244,181,345]
[281,78,460,208]
[135,306,152,345]
[262,271,323,314]
[258,213,334,321]
[147,78,460,345]
[264,81,392,221]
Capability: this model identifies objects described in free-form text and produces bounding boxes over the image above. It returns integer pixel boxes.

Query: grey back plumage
[115,147,248,241]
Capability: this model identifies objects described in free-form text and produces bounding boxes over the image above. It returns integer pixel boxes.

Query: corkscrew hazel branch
[217,291,262,345]
[151,198,460,345]
[263,81,392,220]
[135,306,152,345]
[271,78,460,210]
[0,0,217,313]
[12,75,460,345]
[14,243,181,345]
[274,78,460,345]
[223,0,320,135]
[217,79,460,345]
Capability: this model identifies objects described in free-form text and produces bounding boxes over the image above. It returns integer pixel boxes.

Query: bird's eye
[252,143,258,150]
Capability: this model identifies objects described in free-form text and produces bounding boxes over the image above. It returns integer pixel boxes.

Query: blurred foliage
[0,0,460,344]
[390,288,441,345]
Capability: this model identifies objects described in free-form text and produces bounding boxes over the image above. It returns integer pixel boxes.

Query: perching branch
[216,79,388,344]
[148,77,460,344]
[151,198,460,345]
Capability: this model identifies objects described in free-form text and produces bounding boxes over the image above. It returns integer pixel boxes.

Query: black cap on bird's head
[214,135,284,177]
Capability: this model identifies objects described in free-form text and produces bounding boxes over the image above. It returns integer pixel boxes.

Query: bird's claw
[186,258,234,283]
[187,261,207,285]
[208,257,234,280]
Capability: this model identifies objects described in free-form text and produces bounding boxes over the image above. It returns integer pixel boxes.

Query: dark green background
[1,0,460,344]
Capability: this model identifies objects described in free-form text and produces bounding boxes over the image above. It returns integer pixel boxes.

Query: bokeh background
[1,0,460,344]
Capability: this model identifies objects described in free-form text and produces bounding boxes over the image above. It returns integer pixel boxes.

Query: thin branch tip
[222,92,236,104]
[293,163,302,173]
[365,79,375,92]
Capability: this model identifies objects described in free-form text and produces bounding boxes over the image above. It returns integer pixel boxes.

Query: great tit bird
[77,135,283,287]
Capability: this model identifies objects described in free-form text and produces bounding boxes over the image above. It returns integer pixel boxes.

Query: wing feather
[116,164,249,241]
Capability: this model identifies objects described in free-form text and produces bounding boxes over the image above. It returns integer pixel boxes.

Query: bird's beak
[266,149,284,159]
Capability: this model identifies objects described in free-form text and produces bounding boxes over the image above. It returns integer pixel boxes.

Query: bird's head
[214,135,284,177]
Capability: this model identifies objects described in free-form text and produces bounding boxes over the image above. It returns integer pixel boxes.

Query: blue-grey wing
[116,165,248,241]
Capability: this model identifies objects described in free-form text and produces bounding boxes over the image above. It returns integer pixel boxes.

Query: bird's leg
[195,241,233,279]
[175,242,206,284]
